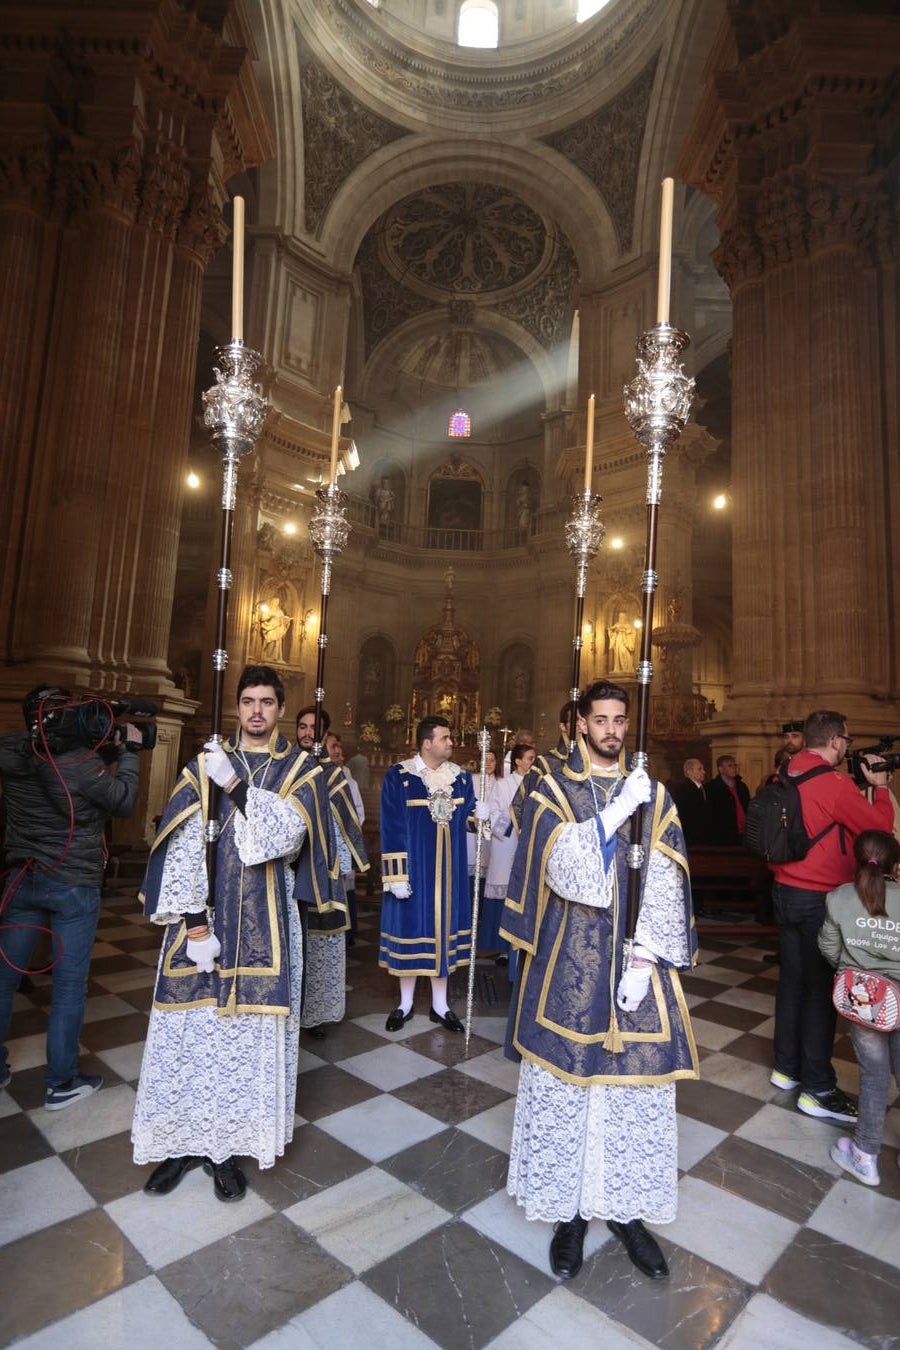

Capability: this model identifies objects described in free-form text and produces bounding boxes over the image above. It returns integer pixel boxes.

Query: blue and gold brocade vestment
[500,743,699,1086]
[140,733,333,1016]
[379,757,476,977]
[301,759,368,937]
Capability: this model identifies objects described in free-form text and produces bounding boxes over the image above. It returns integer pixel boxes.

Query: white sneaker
[830,1136,880,1186]
[770,1069,800,1090]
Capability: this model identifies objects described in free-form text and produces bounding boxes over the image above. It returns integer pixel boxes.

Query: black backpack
[743,762,837,863]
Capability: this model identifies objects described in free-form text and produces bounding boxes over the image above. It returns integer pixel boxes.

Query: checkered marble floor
[3,892,900,1349]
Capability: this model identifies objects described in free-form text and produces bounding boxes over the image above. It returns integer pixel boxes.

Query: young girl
[818,829,900,1185]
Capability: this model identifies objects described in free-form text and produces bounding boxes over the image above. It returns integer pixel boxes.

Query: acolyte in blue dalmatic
[140,734,334,1015]
[501,742,699,1085]
[379,756,476,976]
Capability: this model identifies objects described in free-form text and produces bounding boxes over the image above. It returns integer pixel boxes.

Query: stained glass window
[448,409,472,438]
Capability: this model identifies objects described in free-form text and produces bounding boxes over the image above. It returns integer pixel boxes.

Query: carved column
[0,2,271,740]
[679,8,900,752]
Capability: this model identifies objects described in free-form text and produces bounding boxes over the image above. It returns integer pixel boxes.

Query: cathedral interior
[0,0,899,1346]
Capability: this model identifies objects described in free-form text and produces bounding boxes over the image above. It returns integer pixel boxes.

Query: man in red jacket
[770,709,893,1123]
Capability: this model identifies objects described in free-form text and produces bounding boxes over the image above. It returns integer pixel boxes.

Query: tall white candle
[584,393,595,492]
[329,385,342,484]
[656,177,674,325]
[231,196,245,342]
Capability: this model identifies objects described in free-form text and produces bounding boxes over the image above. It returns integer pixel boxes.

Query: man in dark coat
[706,753,750,845]
[673,757,710,847]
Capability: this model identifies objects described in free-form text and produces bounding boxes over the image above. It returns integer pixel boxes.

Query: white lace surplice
[507,1061,678,1224]
[132,784,307,1169]
[300,933,345,1026]
[132,899,302,1169]
[507,817,685,1224]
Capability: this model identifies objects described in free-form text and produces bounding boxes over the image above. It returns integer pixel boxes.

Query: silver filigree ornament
[564,491,606,598]
[308,483,351,594]
[623,327,694,504]
[427,783,456,826]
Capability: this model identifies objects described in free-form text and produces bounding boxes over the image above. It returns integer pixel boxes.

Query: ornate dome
[383,184,548,297]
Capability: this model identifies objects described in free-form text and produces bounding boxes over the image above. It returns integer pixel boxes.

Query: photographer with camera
[0,686,140,1108]
[769,709,894,1125]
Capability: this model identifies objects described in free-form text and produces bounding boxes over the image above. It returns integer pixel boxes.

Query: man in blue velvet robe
[379,715,488,1032]
[501,680,698,1283]
[132,666,333,1201]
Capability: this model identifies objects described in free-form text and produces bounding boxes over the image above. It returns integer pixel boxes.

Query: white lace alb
[507,1059,678,1224]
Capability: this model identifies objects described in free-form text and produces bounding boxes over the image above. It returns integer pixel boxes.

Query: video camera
[846,735,900,789]
[24,687,158,755]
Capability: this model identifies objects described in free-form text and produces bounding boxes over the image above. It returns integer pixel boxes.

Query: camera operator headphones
[22,685,73,738]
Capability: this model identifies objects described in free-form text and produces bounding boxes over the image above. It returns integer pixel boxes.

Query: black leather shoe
[607,1219,669,1279]
[386,1006,414,1032]
[307,1025,326,1040]
[429,1006,465,1032]
[203,1157,247,1202]
[144,1156,204,1195]
[550,1215,588,1279]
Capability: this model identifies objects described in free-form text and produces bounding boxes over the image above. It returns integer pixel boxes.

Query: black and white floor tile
[2,889,899,1348]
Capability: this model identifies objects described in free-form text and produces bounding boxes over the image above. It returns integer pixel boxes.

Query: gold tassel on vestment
[223,977,238,1017]
[601,1011,625,1054]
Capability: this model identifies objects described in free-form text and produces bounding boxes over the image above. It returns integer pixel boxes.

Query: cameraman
[0,687,140,1109]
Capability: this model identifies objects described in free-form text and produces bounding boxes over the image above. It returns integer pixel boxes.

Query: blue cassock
[500,739,699,1086]
[379,759,476,977]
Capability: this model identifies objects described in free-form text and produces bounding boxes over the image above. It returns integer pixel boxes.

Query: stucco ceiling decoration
[383,184,549,297]
[397,329,524,388]
[311,0,659,119]
[296,33,410,234]
[356,184,577,362]
[543,54,659,251]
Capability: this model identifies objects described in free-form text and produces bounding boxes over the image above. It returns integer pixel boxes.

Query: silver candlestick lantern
[622,323,694,940]
[200,340,272,870]
[564,490,606,749]
[307,481,351,758]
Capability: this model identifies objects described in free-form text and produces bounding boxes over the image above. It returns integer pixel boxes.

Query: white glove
[616,963,652,1012]
[388,882,412,900]
[598,769,652,838]
[186,932,221,973]
[474,801,491,821]
[204,740,236,789]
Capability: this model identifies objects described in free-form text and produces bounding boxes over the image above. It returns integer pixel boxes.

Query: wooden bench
[687,845,775,936]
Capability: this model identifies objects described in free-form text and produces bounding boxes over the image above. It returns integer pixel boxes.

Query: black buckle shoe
[429,1007,465,1033]
[306,1024,326,1040]
[550,1215,588,1279]
[203,1157,247,1202]
[386,1006,414,1032]
[607,1219,668,1279]
[144,1156,204,1196]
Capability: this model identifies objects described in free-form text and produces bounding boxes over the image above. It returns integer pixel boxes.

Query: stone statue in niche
[515,482,534,533]
[259,597,293,664]
[511,663,531,703]
[374,476,396,528]
[362,656,382,695]
[607,611,636,674]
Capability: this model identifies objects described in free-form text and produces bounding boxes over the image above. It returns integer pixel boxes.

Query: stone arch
[325,139,618,287]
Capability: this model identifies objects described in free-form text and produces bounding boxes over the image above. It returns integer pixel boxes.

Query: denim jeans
[851,1022,900,1155]
[0,873,101,1087]
[772,882,837,1094]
